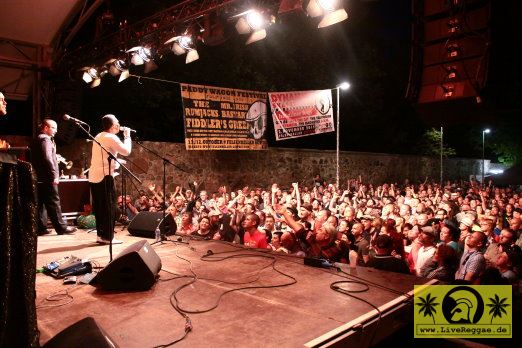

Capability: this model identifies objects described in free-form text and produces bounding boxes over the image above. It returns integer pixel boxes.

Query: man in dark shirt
[31,119,76,235]
[353,222,370,265]
[367,235,410,274]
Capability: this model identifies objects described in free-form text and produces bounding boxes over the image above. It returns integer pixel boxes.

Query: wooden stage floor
[36,229,434,347]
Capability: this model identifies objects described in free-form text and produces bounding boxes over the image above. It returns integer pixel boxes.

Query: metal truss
[58,0,282,70]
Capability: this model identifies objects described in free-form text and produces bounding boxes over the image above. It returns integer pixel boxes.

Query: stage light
[106,59,128,76]
[246,11,265,30]
[165,34,199,64]
[105,58,130,82]
[234,9,274,45]
[126,46,158,73]
[79,67,102,87]
[127,46,152,66]
[306,0,348,28]
[81,67,98,83]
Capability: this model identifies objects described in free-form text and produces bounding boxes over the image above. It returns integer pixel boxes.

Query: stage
[36,229,435,347]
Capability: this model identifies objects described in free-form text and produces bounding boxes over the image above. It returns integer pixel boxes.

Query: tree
[419,128,456,157]
[489,119,522,166]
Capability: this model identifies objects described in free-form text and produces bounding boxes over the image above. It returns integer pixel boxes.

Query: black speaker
[91,240,161,291]
[127,211,176,238]
[43,317,117,348]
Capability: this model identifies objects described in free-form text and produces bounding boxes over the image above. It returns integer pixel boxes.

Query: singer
[89,114,132,244]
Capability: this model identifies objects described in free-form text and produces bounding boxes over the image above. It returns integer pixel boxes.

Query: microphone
[63,114,87,125]
[120,126,137,133]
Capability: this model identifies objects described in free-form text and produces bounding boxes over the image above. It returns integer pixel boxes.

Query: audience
[86,175,521,286]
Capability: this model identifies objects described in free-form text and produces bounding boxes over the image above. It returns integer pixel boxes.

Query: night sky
[2,0,520,161]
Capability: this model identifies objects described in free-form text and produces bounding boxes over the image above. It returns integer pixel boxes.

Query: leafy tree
[419,128,456,157]
[489,120,522,166]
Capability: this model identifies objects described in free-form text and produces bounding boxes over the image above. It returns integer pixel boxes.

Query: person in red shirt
[242,213,269,249]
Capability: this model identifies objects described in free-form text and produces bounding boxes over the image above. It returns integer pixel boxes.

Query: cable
[36,283,83,309]
[153,247,298,348]
[330,280,382,348]
[198,238,413,299]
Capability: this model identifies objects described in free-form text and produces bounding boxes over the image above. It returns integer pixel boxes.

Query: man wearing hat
[459,215,475,252]
[415,226,437,276]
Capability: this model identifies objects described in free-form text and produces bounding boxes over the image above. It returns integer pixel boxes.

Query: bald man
[89,114,131,244]
[0,92,8,149]
[0,91,7,116]
[31,119,76,235]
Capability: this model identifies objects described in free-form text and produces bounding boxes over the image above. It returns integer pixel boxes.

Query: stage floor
[36,228,433,347]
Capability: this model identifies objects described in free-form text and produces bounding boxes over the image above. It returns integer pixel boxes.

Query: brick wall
[55,139,486,194]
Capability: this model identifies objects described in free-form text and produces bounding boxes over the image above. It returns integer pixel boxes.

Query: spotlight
[105,58,130,82]
[246,11,265,30]
[80,67,102,87]
[126,46,157,73]
[81,67,98,84]
[306,0,348,28]
[165,35,199,64]
[234,9,274,45]
[126,46,152,66]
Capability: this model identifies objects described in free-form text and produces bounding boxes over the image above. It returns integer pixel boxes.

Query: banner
[268,89,334,141]
[180,83,268,150]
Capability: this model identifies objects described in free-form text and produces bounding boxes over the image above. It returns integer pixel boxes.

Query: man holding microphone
[89,114,132,244]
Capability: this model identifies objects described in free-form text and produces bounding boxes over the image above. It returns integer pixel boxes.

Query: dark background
[2,0,521,161]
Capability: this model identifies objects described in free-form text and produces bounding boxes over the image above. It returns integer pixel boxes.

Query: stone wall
[55,139,487,194]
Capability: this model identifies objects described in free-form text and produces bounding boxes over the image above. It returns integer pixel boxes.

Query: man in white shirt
[89,114,131,244]
[415,226,437,276]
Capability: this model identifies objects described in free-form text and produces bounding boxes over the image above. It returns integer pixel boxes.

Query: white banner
[268,89,334,141]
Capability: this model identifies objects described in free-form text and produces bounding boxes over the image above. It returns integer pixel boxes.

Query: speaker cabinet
[127,211,176,238]
[43,317,117,348]
[91,240,161,291]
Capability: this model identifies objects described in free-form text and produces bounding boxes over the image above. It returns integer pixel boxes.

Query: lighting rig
[67,0,349,87]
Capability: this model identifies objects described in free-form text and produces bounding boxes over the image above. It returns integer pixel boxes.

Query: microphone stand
[119,165,127,231]
[76,122,141,261]
[134,139,187,245]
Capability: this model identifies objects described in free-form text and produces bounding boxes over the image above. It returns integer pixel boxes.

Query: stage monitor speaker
[127,211,176,238]
[43,317,118,348]
[91,240,161,291]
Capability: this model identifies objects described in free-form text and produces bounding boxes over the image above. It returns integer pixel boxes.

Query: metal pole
[440,126,444,189]
[336,87,340,189]
[482,130,485,186]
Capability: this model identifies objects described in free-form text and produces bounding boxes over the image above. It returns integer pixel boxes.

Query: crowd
[114,175,522,286]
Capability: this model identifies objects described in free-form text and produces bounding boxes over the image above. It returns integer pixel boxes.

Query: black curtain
[0,159,39,347]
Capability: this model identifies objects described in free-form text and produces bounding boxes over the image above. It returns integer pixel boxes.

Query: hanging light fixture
[126,46,152,66]
[105,58,130,82]
[79,67,102,87]
[234,9,275,45]
[126,46,157,73]
[165,34,199,64]
[306,0,348,28]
